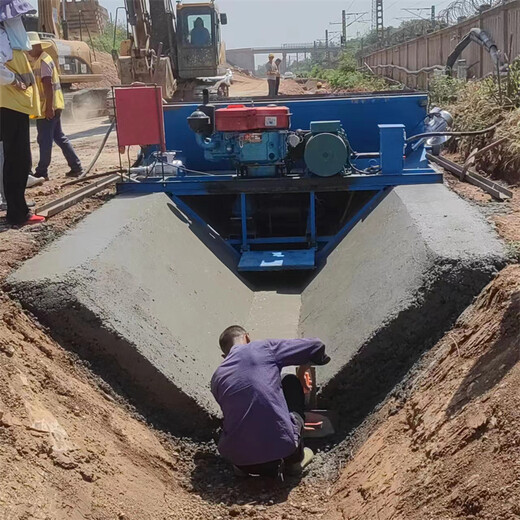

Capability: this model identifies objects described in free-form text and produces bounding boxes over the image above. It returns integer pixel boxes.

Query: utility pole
[342,10,347,47]
[325,29,330,64]
[372,0,384,44]
[431,5,436,29]
[61,0,69,39]
[330,10,369,47]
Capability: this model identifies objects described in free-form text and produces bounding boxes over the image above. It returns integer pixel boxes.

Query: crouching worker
[211,326,330,478]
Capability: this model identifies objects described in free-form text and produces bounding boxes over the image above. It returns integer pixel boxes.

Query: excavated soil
[72,51,120,90]
[1,115,519,518]
[326,264,520,520]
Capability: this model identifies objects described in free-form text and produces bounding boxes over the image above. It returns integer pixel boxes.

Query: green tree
[91,21,127,54]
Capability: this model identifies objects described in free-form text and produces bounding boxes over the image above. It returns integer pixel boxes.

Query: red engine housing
[215,104,291,132]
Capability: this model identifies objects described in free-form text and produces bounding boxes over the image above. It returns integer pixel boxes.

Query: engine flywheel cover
[304,132,348,177]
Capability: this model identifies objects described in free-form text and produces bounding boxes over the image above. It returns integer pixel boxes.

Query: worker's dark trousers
[268,79,277,97]
[35,111,82,178]
[236,374,306,477]
[275,76,281,96]
[1,108,30,225]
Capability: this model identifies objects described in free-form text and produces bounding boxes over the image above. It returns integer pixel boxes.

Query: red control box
[114,86,166,152]
[215,105,291,132]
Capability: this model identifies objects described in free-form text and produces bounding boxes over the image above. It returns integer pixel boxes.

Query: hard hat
[27,32,53,50]
[268,53,275,59]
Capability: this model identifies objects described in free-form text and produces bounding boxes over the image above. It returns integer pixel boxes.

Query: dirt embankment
[327,264,520,520]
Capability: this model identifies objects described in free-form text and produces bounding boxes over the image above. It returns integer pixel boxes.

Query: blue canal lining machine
[114,88,447,272]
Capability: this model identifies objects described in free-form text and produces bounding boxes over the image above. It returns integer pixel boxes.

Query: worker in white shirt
[266,53,278,97]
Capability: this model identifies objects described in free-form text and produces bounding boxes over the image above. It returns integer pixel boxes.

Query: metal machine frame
[116,92,443,271]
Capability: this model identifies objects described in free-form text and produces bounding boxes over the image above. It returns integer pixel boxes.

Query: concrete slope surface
[8,194,254,433]
[8,186,506,435]
[300,184,506,428]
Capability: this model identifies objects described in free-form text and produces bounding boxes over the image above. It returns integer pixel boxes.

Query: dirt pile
[73,50,120,90]
[325,265,520,520]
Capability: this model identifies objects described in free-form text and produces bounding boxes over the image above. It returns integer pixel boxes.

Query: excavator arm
[37,0,61,36]
[117,0,177,99]
[124,0,152,57]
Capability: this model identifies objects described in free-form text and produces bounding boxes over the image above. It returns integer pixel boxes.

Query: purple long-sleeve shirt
[210,338,327,467]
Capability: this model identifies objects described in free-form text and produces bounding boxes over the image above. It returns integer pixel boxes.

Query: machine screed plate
[238,250,316,271]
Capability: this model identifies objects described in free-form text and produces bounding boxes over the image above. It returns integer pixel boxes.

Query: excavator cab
[176,2,227,80]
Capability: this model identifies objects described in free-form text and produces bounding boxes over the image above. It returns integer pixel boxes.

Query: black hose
[406,124,499,144]
[446,28,504,76]
[81,121,115,178]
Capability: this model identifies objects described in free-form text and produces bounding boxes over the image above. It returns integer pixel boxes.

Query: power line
[330,10,368,46]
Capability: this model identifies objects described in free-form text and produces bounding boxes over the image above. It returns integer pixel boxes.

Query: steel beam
[116,172,442,196]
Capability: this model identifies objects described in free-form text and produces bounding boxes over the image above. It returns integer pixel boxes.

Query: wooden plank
[36,174,120,218]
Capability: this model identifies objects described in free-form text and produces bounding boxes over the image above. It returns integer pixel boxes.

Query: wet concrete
[300,185,506,428]
[7,185,506,434]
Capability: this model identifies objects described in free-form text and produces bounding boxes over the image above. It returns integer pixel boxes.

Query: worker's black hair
[219,325,247,354]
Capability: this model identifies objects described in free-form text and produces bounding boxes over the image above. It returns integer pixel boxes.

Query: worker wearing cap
[27,32,84,180]
[211,326,331,478]
[0,46,43,225]
[266,53,278,97]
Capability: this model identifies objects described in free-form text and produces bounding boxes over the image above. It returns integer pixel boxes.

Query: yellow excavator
[116,0,230,100]
[28,0,103,89]
[23,0,108,118]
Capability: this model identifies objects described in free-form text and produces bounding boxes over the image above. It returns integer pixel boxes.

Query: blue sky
[99,0,456,49]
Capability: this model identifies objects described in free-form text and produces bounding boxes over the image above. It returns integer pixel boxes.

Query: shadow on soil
[190,449,302,507]
[318,262,496,442]
[446,291,520,416]
[67,123,112,141]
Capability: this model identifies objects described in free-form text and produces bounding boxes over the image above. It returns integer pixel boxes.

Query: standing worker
[27,32,84,180]
[0,20,44,226]
[275,58,282,96]
[211,325,331,478]
[266,53,278,97]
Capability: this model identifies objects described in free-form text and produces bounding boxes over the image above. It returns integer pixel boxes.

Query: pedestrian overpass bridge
[227,43,341,72]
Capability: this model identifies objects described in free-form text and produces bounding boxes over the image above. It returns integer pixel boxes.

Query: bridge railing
[281,43,316,49]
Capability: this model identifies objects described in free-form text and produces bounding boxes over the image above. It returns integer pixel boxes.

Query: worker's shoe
[66,169,85,178]
[27,175,45,188]
[20,214,45,226]
[285,447,314,477]
[33,172,48,181]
